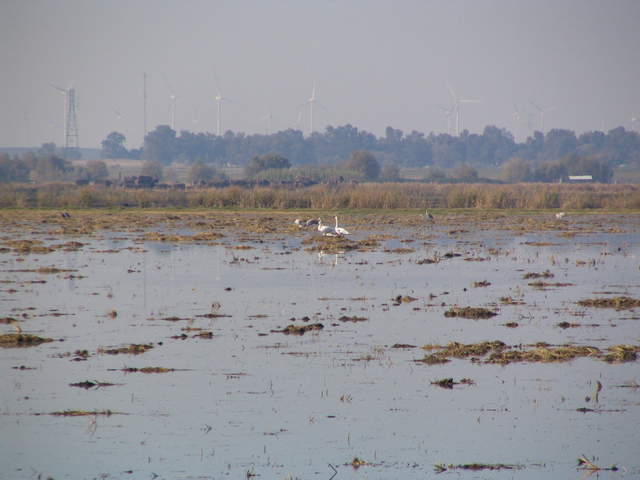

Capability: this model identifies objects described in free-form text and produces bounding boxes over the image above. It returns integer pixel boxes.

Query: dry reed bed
[1,182,640,210]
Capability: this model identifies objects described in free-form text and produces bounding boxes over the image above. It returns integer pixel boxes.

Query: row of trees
[0,152,111,183]
[113,124,640,172]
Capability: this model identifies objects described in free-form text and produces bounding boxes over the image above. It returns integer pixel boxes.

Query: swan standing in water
[334,216,350,236]
[317,218,338,236]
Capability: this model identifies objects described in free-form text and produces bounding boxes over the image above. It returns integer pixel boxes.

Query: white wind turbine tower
[213,71,238,136]
[512,103,533,139]
[436,105,455,135]
[447,84,480,136]
[530,101,555,132]
[630,113,638,131]
[162,74,178,130]
[306,81,317,135]
[261,110,273,135]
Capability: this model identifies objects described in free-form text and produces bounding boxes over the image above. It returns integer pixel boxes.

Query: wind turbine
[261,110,274,135]
[530,101,555,132]
[435,105,455,135]
[213,78,239,136]
[306,81,317,135]
[447,84,480,136]
[162,74,178,130]
[630,113,638,131]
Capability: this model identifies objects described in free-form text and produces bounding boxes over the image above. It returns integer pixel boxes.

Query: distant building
[567,175,593,182]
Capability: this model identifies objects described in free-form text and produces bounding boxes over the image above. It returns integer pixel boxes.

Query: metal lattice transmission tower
[65,88,79,149]
[51,83,79,149]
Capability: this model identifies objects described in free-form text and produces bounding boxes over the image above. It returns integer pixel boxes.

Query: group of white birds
[294,216,350,236]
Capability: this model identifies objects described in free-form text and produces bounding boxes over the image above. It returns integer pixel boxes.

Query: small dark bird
[60,212,71,219]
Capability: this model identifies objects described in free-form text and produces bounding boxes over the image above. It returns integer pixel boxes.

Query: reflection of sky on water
[1,220,639,479]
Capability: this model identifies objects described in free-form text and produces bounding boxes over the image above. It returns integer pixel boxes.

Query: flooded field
[1,209,639,479]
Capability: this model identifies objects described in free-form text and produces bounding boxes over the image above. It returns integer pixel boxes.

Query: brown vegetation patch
[142,231,223,243]
[529,281,574,289]
[486,344,601,364]
[303,235,379,253]
[523,270,554,279]
[0,333,54,347]
[444,307,497,319]
[98,343,154,355]
[603,345,639,363]
[418,341,639,365]
[272,323,324,335]
[577,296,640,310]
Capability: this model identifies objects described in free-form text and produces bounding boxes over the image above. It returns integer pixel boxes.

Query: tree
[84,160,109,181]
[500,157,532,183]
[189,162,217,183]
[143,125,177,165]
[344,150,380,180]
[451,163,478,181]
[101,131,129,159]
[245,153,291,177]
[0,154,30,183]
[561,153,613,183]
[533,161,566,182]
[38,143,56,156]
[380,163,400,181]
[140,161,163,181]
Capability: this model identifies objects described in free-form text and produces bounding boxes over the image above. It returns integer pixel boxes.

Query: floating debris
[69,380,117,389]
[577,455,618,471]
[444,307,497,319]
[431,378,475,389]
[473,280,491,287]
[40,410,123,417]
[338,315,368,323]
[393,295,418,305]
[577,296,640,310]
[116,367,177,373]
[435,463,521,473]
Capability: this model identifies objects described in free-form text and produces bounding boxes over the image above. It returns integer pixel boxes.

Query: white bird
[294,218,304,228]
[426,210,434,221]
[555,212,566,219]
[334,216,350,236]
[318,218,338,236]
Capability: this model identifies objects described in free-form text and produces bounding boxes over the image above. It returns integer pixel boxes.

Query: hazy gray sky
[1,0,639,148]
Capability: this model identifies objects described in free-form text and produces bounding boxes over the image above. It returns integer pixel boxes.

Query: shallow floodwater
[1,212,639,479]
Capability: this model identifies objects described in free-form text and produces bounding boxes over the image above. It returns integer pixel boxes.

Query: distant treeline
[104,124,640,173]
[2,182,638,210]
